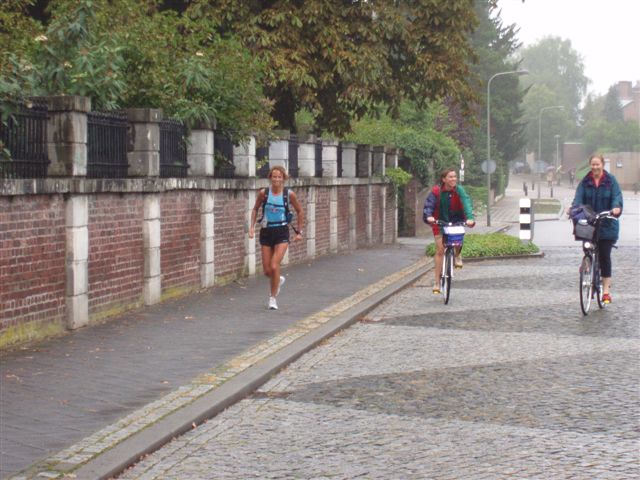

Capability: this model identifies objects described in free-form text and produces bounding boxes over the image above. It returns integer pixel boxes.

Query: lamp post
[555,134,560,170]
[486,69,528,226]
[537,105,564,169]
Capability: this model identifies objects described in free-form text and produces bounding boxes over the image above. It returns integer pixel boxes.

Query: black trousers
[598,239,615,277]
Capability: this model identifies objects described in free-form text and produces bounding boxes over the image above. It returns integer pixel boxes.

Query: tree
[601,86,624,123]
[188,0,478,135]
[462,0,527,188]
[518,36,589,123]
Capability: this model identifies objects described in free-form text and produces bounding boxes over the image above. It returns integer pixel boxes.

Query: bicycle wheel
[579,255,593,315]
[594,257,604,309]
[443,248,453,304]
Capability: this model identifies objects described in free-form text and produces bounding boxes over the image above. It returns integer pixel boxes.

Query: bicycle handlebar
[430,220,468,227]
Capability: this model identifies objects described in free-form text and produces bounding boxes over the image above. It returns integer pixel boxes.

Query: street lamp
[486,69,528,226]
[537,105,564,169]
[555,134,561,170]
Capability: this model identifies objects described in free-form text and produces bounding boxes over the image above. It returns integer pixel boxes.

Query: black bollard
[523,182,528,197]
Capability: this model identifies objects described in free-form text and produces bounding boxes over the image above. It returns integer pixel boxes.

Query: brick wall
[356,186,368,247]
[88,195,144,318]
[337,186,350,250]
[0,195,66,336]
[287,189,308,264]
[385,189,396,242]
[214,190,247,280]
[315,188,331,256]
[161,192,201,293]
[1,177,395,349]
[371,185,383,245]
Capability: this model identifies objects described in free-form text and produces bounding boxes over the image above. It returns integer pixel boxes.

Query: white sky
[497,0,639,97]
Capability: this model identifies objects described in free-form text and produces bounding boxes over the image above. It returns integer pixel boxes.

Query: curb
[464,251,545,262]
[20,258,433,480]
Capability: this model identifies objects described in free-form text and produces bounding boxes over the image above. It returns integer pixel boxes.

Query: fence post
[519,198,534,242]
[385,147,399,170]
[201,192,215,287]
[268,130,289,172]
[65,195,89,329]
[321,139,339,177]
[340,142,357,178]
[297,134,316,177]
[46,95,90,176]
[188,121,215,176]
[126,108,162,177]
[233,135,256,177]
[372,146,386,176]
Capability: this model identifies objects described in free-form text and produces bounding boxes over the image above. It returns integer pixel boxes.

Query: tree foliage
[518,36,589,123]
[188,0,478,135]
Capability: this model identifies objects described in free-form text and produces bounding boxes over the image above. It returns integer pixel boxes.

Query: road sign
[481,160,496,174]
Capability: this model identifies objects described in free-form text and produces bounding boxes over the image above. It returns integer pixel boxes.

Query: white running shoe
[268,296,278,310]
[276,276,285,296]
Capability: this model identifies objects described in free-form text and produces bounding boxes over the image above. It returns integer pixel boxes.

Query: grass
[426,232,539,258]
[533,199,561,214]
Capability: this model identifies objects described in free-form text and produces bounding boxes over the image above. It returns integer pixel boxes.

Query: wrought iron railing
[87,111,128,178]
[0,101,49,178]
[214,131,235,178]
[337,143,343,178]
[159,119,188,178]
[288,135,299,177]
[256,145,269,178]
[314,139,323,178]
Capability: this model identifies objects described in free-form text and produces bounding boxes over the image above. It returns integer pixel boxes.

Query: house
[615,80,640,125]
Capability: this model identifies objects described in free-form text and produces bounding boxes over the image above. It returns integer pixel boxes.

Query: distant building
[614,80,640,125]
[562,142,586,171]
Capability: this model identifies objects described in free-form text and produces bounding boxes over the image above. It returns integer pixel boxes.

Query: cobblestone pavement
[118,245,640,479]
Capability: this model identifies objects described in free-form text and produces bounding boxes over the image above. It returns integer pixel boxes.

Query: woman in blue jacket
[570,154,623,303]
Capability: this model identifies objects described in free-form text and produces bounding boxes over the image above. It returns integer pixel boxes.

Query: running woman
[249,166,304,310]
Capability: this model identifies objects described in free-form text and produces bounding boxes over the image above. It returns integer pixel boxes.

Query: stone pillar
[201,192,215,288]
[269,130,289,172]
[188,123,215,176]
[307,186,316,259]
[46,95,90,176]
[385,147,399,169]
[233,136,256,177]
[322,139,339,177]
[297,134,316,177]
[340,142,357,178]
[357,145,372,177]
[65,195,88,329]
[143,195,161,305]
[372,146,386,176]
[349,185,357,250]
[127,108,162,177]
[329,187,338,253]
[245,189,256,276]
[367,184,373,244]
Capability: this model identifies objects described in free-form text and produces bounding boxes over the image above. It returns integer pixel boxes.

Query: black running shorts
[259,225,290,247]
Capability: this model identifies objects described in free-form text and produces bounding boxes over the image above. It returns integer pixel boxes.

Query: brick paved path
[118,246,640,479]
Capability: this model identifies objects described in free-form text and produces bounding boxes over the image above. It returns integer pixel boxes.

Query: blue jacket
[571,171,623,241]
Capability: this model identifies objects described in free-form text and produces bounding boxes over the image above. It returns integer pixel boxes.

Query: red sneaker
[602,293,612,304]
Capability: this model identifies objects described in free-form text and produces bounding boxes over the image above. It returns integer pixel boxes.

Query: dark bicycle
[433,220,466,304]
[574,210,618,315]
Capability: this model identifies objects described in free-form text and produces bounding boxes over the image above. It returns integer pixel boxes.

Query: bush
[425,232,539,258]
[462,185,487,212]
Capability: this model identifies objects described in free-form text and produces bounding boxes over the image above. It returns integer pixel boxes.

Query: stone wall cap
[322,139,339,147]
[126,108,164,123]
[357,144,372,151]
[46,95,91,113]
[373,145,386,152]
[297,133,317,144]
[340,141,358,149]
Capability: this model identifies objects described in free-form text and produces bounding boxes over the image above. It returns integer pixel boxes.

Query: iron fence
[87,111,128,178]
[214,131,235,178]
[159,119,188,178]
[256,145,269,178]
[0,101,49,178]
[337,143,343,178]
[288,135,299,177]
[314,139,323,177]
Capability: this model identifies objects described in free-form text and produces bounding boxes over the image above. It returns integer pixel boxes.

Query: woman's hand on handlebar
[427,216,436,224]
[612,207,621,217]
[465,219,476,228]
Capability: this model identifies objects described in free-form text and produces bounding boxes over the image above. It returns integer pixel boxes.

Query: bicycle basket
[443,225,465,246]
[574,219,595,241]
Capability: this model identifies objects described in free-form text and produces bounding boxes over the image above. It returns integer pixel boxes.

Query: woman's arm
[289,191,305,240]
[610,177,623,216]
[422,189,437,223]
[457,186,475,221]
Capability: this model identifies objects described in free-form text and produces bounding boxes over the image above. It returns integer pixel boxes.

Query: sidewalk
[0,184,544,480]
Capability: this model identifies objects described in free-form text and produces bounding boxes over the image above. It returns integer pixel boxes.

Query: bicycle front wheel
[443,248,453,304]
[579,255,593,315]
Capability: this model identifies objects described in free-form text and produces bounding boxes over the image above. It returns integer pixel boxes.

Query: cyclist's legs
[433,235,444,286]
[598,239,615,294]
